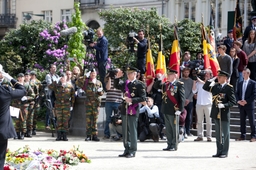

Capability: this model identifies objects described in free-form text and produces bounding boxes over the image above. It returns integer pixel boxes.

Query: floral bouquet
[4,145,90,170]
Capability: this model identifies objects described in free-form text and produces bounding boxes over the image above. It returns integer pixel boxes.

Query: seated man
[138,97,162,142]
[109,107,122,141]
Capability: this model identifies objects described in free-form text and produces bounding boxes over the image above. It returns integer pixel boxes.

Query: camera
[188,60,205,80]
[110,108,121,126]
[83,28,95,44]
[127,31,138,52]
[107,68,118,79]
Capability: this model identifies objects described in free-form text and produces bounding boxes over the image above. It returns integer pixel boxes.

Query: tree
[99,8,202,68]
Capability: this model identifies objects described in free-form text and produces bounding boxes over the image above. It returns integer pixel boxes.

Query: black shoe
[32,129,36,135]
[126,153,135,158]
[212,154,220,157]
[118,153,128,157]
[26,130,32,138]
[219,155,227,158]
[56,132,62,141]
[85,135,91,141]
[163,147,175,151]
[92,135,100,141]
[19,132,24,140]
[63,132,68,141]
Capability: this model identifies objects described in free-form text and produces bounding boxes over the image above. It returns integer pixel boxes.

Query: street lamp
[23,13,45,20]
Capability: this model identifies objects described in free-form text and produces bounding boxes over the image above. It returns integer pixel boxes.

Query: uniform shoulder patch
[178,81,184,84]
[227,83,233,87]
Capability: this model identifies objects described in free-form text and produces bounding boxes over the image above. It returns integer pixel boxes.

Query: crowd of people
[1,24,256,169]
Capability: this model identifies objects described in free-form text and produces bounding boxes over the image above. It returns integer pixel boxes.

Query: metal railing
[79,0,105,7]
[0,14,16,28]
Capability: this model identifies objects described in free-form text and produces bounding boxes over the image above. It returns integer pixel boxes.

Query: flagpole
[147,25,151,50]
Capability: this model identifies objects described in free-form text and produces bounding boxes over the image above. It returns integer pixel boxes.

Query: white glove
[208,77,216,82]
[175,111,181,116]
[209,81,215,87]
[2,72,13,82]
[70,107,73,111]
[21,96,28,101]
[92,78,96,84]
[97,87,103,92]
[85,71,91,78]
[180,65,185,70]
[0,64,2,72]
[218,103,225,108]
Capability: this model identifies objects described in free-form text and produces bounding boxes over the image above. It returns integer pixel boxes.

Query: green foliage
[0,20,52,76]
[99,8,202,67]
[67,2,87,68]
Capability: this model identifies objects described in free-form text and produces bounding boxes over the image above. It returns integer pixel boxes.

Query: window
[44,10,52,23]
[61,9,72,22]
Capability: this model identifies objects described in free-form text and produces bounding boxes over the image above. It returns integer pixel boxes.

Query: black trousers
[239,107,256,139]
[0,139,8,170]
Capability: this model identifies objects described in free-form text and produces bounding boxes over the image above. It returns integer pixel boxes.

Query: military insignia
[219,93,226,99]
[171,92,174,96]
[132,87,136,89]
[131,93,135,97]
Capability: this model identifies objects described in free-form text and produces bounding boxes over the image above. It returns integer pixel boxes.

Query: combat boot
[14,132,20,139]
[56,131,62,141]
[85,135,91,141]
[20,132,24,140]
[63,132,68,141]
[32,129,36,135]
[26,130,32,138]
[92,135,100,141]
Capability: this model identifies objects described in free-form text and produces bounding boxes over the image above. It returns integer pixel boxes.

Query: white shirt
[193,81,212,105]
[139,105,159,118]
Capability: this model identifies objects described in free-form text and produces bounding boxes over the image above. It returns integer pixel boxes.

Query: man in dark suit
[203,70,236,158]
[0,66,26,169]
[114,66,146,158]
[235,68,256,142]
[154,68,185,151]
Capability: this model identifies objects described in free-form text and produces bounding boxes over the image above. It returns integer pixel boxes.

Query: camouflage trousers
[86,102,99,136]
[15,106,28,133]
[26,104,35,131]
[32,105,40,130]
[55,104,70,132]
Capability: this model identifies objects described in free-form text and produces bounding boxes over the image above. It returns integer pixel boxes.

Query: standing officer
[114,66,146,158]
[154,68,185,151]
[203,70,236,158]
[76,68,104,141]
[0,66,26,170]
[48,73,75,141]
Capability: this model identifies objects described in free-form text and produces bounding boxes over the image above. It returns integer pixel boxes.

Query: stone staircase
[190,103,256,140]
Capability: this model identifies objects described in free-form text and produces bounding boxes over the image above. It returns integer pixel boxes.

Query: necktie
[242,80,247,100]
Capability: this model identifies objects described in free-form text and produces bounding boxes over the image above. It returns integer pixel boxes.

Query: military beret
[167,68,178,74]
[90,68,97,72]
[24,72,30,76]
[30,71,37,75]
[218,70,230,78]
[228,29,233,33]
[126,66,139,73]
[17,73,24,77]
[60,72,66,77]
[251,16,256,20]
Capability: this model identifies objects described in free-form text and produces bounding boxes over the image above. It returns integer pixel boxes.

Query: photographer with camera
[103,68,123,139]
[133,29,147,75]
[109,106,122,141]
[138,97,161,142]
[192,69,213,142]
[89,28,108,91]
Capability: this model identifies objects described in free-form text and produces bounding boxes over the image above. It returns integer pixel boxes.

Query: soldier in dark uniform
[114,66,146,158]
[203,70,236,158]
[154,68,185,151]
[48,73,75,141]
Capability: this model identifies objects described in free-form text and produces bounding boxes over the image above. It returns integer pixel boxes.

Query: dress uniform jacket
[0,79,26,140]
[203,81,236,121]
[154,80,185,114]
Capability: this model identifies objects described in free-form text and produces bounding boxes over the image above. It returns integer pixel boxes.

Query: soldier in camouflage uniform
[48,73,75,141]
[12,73,35,140]
[29,71,43,135]
[76,68,104,141]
